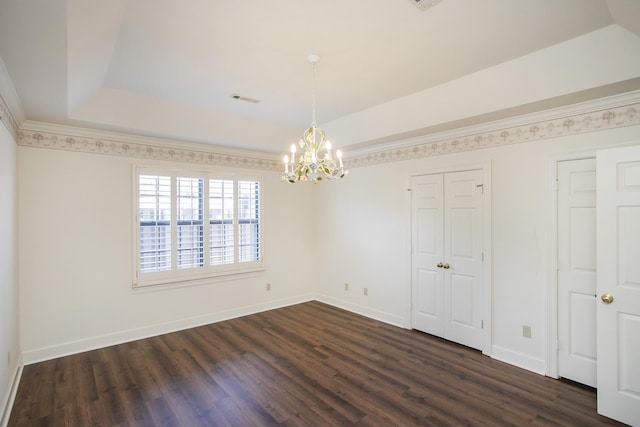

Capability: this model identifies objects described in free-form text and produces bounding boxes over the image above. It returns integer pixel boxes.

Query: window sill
[132,267,265,294]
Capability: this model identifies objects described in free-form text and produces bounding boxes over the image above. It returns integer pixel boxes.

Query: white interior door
[596,144,640,426]
[557,158,597,387]
[411,170,484,351]
[411,174,444,336]
[443,170,484,350]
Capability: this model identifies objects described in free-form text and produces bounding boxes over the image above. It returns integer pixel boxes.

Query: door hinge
[481,252,484,262]
[555,340,559,351]
[554,179,559,192]
[481,320,484,329]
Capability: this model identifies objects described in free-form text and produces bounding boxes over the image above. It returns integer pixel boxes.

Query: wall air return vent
[409,0,442,11]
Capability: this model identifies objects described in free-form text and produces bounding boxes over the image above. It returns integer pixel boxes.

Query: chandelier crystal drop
[282,55,348,184]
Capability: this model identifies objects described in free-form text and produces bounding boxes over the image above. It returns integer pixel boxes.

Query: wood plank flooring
[9,301,623,426]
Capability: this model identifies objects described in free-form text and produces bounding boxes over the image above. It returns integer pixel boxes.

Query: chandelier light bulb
[325,141,333,160]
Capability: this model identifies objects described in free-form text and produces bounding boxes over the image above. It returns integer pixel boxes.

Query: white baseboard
[1,353,23,427]
[22,294,315,365]
[315,294,405,328]
[491,344,546,375]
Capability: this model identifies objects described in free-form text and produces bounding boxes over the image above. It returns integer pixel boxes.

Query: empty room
[1,1,640,425]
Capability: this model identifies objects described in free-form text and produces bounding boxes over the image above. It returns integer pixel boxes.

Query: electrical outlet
[363,288,368,296]
[344,283,349,291]
[266,283,271,291]
[522,325,532,338]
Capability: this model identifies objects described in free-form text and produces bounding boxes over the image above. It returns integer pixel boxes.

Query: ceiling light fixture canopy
[282,54,348,184]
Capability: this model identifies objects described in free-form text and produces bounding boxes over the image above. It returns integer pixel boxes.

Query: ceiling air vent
[409,0,442,11]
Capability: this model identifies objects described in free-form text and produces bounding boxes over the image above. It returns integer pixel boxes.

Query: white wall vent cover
[409,0,443,11]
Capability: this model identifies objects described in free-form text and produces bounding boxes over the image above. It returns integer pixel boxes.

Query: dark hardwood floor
[9,301,623,426]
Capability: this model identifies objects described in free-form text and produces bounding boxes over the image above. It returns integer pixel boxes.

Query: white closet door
[411,170,484,350]
[411,174,445,336]
[596,145,640,426]
[557,158,597,387]
[443,170,484,350]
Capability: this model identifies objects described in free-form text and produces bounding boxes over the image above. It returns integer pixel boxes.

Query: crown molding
[18,121,282,172]
[0,56,24,141]
[344,90,640,168]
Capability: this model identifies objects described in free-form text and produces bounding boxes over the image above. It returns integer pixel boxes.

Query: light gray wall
[17,148,318,362]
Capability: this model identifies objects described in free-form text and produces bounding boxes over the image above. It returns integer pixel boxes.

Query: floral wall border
[346,102,640,168]
[0,93,19,142]
[18,129,283,172]
[14,100,640,172]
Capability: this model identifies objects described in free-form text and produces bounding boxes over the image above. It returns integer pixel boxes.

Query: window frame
[133,165,264,288]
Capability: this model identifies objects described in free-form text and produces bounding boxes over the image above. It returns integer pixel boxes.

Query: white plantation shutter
[135,168,263,287]
[209,179,234,265]
[138,175,172,272]
[238,180,261,263]
[176,177,204,269]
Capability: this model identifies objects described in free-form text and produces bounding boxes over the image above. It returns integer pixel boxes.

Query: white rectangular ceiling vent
[409,0,442,11]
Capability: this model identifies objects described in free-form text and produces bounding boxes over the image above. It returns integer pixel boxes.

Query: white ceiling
[1,0,640,153]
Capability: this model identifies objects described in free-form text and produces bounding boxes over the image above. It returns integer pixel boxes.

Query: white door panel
[450,209,474,258]
[568,292,597,362]
[618,314,640,393]
[618,207,640,285]
[450,274,474,326]
[417,209,439,255]
[558,158,597,387]
[596,144,640,426]
[415,268,441,336]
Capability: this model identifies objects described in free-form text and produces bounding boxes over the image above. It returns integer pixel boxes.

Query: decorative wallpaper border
[18,130,283,172]
[346,103,640,168]
[12,100,640,172]
[0,93,19,141]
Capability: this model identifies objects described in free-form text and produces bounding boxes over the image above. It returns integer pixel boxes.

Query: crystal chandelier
[282,55,348,183]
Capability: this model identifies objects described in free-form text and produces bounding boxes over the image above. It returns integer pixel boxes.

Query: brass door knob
[443,263,450,269]
[437,262,444,268]
[601,293,614,304]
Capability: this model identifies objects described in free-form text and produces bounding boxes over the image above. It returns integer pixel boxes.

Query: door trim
[407,161,492,356]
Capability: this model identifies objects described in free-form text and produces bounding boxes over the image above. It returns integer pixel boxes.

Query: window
[135,167,262,287]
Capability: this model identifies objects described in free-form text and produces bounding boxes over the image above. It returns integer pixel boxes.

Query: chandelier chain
[311,60,317,127]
